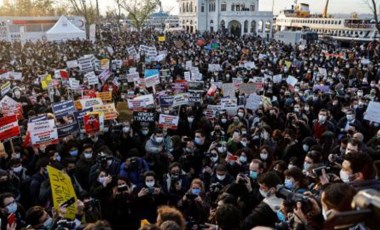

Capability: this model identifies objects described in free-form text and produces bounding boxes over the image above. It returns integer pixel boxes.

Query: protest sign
[206,105,221,119]
[66,60,79,69]
[1,81,10,96]
[184,72,191,81]
[318,67,327,77]
[172,82,187,93]
[56,115,79,138]
[286,75,298,87]
[69,78,80,89]
[116,102,132,121]
[188,81,204,92]
[74,108,93,128]
[79,98,103,109]
[52,101,76,118]
[244,62,256,70]
[0,115,20,141]
[245,94,262,111]
[83,113,101,133]
[99,69,112,83]
[96,91,112,102]
[127,46,138,57]
[126,72,139,82]
[173,94,190,107]
[364,101,380,123]
[144,69,160,88]
[158,114,179,130]
[28,114,47,123]
[158,35,166,42]
[239,83,257,95]
[78,55,96,73]
[208,64,222,72]
[222,83,235,98]
[85,71,99,85]
[0,96,23,120]
[159,96,174,107]
[47,166,77,220]
[93,103,118,120]
[100,59,110,70]
[189,92,202,104]
[186,60,192,69]
[221,98,238,116]
[273,74,282,84]
[29,120,58,146]
[133,112,155,124]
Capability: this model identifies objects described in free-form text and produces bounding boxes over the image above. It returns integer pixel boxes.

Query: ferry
[274,1,379,43]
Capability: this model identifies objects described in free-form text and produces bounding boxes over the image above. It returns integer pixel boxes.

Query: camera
[57,219,76,230]
[210,182,223,193]
[171,174,180,182]
[276,185,312,213]
[147,187,155,194]
[237,173,248,185]
[186,193,198,200]
[128,157,139,171]
[96,152,112,165]
[312,165,330,177]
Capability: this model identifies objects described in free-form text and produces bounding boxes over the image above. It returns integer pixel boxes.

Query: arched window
[250,4,255,11]
[231,3,235,11]
[186,3,189,12]
[236,4,240,11]
[244,20,248,33]
[251,20,256,33]
[265,20,271,33]
[258,20,263,33]
[201,3,204,12]
[183,3,185,12]
[190,2,193,12]
[221,20,225,29]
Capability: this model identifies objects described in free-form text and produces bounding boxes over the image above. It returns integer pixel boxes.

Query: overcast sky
[0,0,373,15]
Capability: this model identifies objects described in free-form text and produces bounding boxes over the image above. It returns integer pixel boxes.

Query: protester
[0,25,379,230]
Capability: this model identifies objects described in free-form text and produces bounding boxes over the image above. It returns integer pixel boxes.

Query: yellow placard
[45,74,52,83]
[285,61,292,69]
[47,166,77,220]
[41,81,48,90]
[96,91,112,102]
[158,36,166,42]
[74,100,82,110]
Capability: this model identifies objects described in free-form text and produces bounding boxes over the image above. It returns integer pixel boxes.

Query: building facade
[177,0,273,37]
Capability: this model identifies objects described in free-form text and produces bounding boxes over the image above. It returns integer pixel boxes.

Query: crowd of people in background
[0,25,380,230]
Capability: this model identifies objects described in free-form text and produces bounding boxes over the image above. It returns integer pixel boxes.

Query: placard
[286,75,298,86]
[245,94,262,111]
[0,115,20,141]
[159,96,174,107]
[158,114,179,130]
[1,81,10,96]
[188,81,204,92]
[69,78,80,89]
[52,101,76,118]
[239,83,257,95]
[222,83,235,98]
[93,103,118,120]
[79,98,103,109]
[47,166,77,220]
[173,93,190,107]
[144,69,160,88]
[84,113,101,133]
[56,115,79,138]
[66,60,79,69]
[364,101,380,123]
[96,91,112,102]
[133,112,155,123]
[85,71,99,85]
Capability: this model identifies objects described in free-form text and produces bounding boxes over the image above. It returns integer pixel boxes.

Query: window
[251,20,256,33]
[183,3,185,12]
[201,3,204,12]
[231,3,235,11]
[244,20,248,33]
[250,4,255,11]
[236,4,241,11]
[221,2,227,11]
[210,20,214,24]
[258,20,263,33]
[190,2,193,12]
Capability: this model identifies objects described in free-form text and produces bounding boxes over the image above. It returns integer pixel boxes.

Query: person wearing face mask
[25,206,56,230]
[227,116,244,136]
[258,145,274,170]
[162,163,190,205]
[0,193,25,230]
[145,128,169,155]
[178,179,208,226]
[89,152,121,186]
[341,152,380,190]
[283,167,309,194]
[321,183,358,228]
[210,164,234,187]
[227,129,244,154]
[114,123,144,160]
[87,134,106,153]
[76,144,96,191]
[135,171,167,224]
[337,110,365,137]
[90,170,114,218]
[242,171,283,230]
[119,150,149,186]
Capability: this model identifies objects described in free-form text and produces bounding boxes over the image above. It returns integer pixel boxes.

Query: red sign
[0,115,20,141]
[83,114,100,134]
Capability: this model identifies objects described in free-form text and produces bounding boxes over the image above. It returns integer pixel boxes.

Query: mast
[323,0,330,18]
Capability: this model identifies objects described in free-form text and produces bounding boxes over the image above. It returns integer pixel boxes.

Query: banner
[245,94,262,111]
[93,104,118,120]
[189,92,202,104]
[84,113,101,133]
[239,83,257,95]
[66,60,79,69]
[98,69,112,83]
[158,114,179,130]
[127,94,154,110]
[364,101,380,123]
[188,81,204,92]
[0,115,20,141]
[100,59,110,70]
[159,96,174,107]
[206,105,221,119]
[222,83,235,98]
[28,114,47,123]
[47,166,77,220]
[30,127,58,146]
[79,98,103,109]
[133,112,155,123]
[144,69,160,88]
[85,71,99,85]
[1,96,23,120]
[56,115,79,138]
[69,78,80,89]
[52,101,76,118]
[1,81,10,96]
[96,91,112,102]
[173,93,190,107]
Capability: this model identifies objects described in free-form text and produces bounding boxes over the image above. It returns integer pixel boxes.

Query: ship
[274,0,379,43]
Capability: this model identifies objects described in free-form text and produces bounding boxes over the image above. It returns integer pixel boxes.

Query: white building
[177,0,273,37]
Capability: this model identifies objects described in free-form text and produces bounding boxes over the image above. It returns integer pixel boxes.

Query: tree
[118,0,160,31]
[367,0,380,37]
[66,0,98,38]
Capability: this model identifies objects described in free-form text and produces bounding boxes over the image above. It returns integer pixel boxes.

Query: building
[0,16,85,42]
[177,0,273,37]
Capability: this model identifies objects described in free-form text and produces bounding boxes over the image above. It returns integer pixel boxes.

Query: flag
[60,70,69,79]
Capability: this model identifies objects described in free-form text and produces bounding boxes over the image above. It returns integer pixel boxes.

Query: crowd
[0,25,380,230]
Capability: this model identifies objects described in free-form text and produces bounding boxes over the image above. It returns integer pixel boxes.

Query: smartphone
[117,185,129,192]
[186,193,198,200]
[60,197,76,208]
[148,187,155,194]
[7,213,16,226]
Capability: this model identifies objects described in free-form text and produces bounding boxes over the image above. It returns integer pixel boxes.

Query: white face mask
[303,144,309,152]
[142,130,149,135]
[238,112,244,118]
[187,117,194,123]
[155,137,163,143]
[12,165,23,173]
[239,156,247,163]
[221,118,227,123]
[260,153,268,160]
[146,181,155,188]
[123,127,130,133]
[340,170,351,183]
[318,115,326,123]
[259,189,269,198]
[98,176,106,184]
[216,174,226,181]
